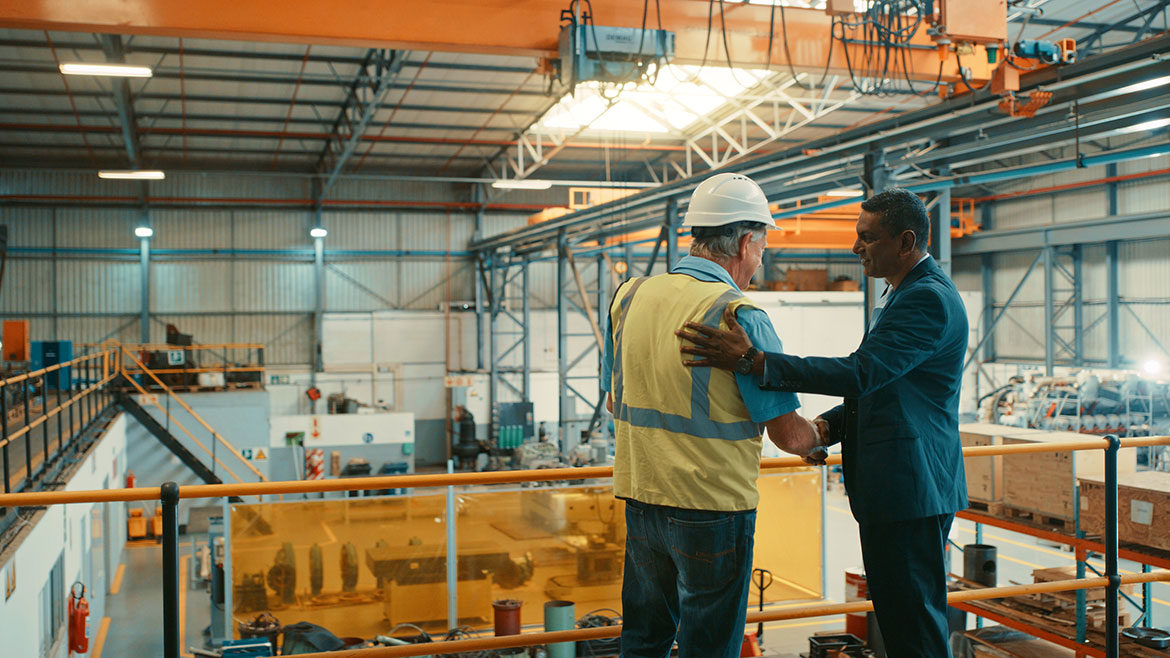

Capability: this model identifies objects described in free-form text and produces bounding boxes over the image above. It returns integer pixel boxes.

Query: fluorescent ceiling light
[134,226,154,238]
[1115,76,1170,96]
[825,189,862,197]
[1143,359,1163,376]
[98,170,165,180]
[492,179,553,190]
[533,64,774,136]
[1119,118,1170,134]
[309,227,328,238]
[60,62,153,78]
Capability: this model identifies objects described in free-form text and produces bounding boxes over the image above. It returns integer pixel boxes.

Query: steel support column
[474,186,486,371]
[980,204,995,364]
[928,169,952,276]
[665,198,680,271]
[312,230,324,398]
[1106,241,1121,368]
[1072,244,1084,366]
[557,234,570,448]
[1044,247,1056,376]
[862,149,889,330]
[139,234,150,343]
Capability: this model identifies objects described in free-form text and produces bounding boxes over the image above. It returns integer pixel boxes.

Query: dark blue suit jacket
[762,256,968,526]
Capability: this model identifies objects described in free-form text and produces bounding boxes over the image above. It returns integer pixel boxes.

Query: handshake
[803,416,830,466]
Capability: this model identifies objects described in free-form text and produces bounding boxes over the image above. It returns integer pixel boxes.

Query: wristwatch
[735,346,758,375]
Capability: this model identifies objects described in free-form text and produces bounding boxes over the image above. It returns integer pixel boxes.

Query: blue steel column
[596,252,608,413]
[665,198,680,271]
[312,228,325,407]
[1105,435,1121,658]
[474,186,486,371]
[980,204,995,364]
[488,255,499,424]
[1043,247,1055,376]
[139,233,151,344]
[1106,241,1120,368]
[521,259,531,401]
[862,149,890,330]
[929,170,952,276]
[1072,245,1084,366]
[557,234,570,447]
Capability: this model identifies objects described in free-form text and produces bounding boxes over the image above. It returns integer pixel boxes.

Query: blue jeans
[620,499,756,658]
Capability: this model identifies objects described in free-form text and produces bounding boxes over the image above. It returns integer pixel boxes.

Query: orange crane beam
[0,0,992,82]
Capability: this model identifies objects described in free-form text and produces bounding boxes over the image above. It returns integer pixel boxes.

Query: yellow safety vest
[610,273,764,511]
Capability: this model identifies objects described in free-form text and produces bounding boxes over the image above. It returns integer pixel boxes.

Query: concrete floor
[94,482,1170,658]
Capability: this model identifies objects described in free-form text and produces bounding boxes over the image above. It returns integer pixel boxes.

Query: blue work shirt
[602,255,800,424]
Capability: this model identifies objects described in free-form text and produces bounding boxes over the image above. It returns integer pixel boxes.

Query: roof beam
[953,212,1170,255]
[97,33,141,167]
[0,0,992,81]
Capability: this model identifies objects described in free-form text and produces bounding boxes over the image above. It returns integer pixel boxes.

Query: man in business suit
[676,188,968,657]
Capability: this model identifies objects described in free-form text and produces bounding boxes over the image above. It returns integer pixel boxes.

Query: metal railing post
[40,378,49,471]
[1104,434,1120,658]
[1,384,9,494]
[161,481,180,658]
[55,372,63,455]
[22,381,31,488]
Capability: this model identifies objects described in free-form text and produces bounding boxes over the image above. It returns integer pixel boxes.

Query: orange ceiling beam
[2,0,992,82]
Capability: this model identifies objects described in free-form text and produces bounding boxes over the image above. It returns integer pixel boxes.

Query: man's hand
[677,305,754,371]
[802,416,830,465]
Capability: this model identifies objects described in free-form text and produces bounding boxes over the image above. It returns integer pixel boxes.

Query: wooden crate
[1031,565,1133,604]
[1079,471,1170,551]
[1002,431,1135,525]
[960,424,1044,505]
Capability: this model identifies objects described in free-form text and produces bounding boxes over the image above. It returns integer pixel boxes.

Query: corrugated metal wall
[952,152,1170,366]
[4,160,1168,367]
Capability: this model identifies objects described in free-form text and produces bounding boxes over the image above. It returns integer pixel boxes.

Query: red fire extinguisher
[68,582,90,654]
[125,469,136,489]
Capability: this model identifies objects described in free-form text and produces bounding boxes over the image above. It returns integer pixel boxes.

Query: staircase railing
[116,345,268,485]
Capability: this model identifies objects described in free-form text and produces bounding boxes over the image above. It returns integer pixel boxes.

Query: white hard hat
[682,173,777,229]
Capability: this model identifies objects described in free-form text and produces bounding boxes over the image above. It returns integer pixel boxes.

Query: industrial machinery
[981,370,1170,469]
[522,488,626,599]
[364,537,532,626]
[554,2,674,94]
[266,542,297,606]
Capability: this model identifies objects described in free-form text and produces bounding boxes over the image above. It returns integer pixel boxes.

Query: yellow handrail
[0,372,118,449]
[119,347,268,483]
[294,572,1170,658]
[1,436,1167,508]
[119,371,251,486]
[0,350,114,387]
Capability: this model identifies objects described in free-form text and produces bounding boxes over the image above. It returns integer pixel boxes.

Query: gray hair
[689,221,767,261]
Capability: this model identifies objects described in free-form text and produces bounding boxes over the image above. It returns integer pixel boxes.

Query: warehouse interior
[0,0,1169,656]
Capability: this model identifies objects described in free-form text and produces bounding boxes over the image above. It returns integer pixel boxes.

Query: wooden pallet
[1002,505,1072,531]
[968,499,1004,516]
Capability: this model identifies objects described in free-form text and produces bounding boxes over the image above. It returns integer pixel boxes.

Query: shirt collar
[671,255,741,292]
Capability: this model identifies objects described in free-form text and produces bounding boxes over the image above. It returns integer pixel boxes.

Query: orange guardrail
[1,436,1165,508]
[295,572,1170,658]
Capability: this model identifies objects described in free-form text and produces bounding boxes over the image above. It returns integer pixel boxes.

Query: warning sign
[241,448,268,462]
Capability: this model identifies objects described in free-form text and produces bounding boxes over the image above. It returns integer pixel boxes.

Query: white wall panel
[152,261,233,313]
[231,210,312,250]
[56,261,139,314]
[0,259,54,313]
[1118,179,1170,214]
[151,209,233,250]
[0,207,54,247]
[322,211,397,251]
[325,261,399,311]
[55,207,139,249]
[231,261,314,312]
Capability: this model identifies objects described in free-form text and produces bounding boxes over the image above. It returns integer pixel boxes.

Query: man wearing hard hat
[601,172,820,658]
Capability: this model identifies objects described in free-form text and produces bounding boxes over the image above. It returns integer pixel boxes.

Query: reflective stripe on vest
[611,277,760,441]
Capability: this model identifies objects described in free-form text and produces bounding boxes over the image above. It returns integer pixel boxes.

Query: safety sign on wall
[240,448,268,462]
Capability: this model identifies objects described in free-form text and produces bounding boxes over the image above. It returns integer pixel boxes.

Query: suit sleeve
[819,403,845,447]
[760,286,946,398]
